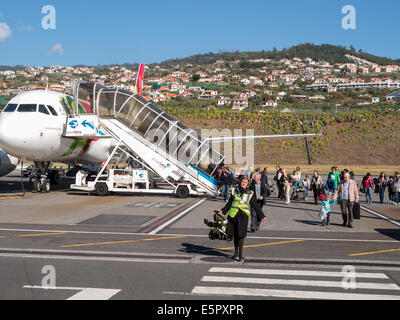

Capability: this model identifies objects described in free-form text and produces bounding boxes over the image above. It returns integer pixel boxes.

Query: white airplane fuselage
[0,90,112,164]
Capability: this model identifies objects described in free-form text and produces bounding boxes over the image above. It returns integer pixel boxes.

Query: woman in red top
[362,173,374,204]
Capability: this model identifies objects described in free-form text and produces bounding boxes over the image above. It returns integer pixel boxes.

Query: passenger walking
[260,167,269,188]
[216,176,267,261]
[337,172,359,228]
[325,176,336,194]
[295,167,302,180]
[215,164,224,195]
[274,166,283,200]
[393,172,400,205]
[377,172,387,203]
[246,165,253,179]
[280,168,291,205]
[290,170,299,200]
[388,176,395,204]
[221,167,235,202]
[362,173,374,204]
[311,170,324,205]
[249,173,269,232]
[303,175,310,201]
[328,166,340,192]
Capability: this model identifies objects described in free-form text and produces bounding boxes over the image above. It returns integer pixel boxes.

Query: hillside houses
[1,49,399,112]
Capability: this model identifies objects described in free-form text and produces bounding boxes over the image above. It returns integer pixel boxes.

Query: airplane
[0,89,113,192]
[0,63,320,193]
[0,64,145,192]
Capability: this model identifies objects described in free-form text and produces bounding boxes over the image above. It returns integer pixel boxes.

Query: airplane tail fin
[134,63,145,96]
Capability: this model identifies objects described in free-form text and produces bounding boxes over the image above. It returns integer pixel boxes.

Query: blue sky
[0,0,399,66]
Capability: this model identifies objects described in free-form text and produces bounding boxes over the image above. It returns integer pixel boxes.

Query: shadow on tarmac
[0,176,73,195]
[178,242,233,258]
[375,229,400,241]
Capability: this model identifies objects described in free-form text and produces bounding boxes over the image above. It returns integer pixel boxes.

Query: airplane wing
[205,133,321,142]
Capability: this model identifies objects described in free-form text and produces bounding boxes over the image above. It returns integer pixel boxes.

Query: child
[304,175,310,201]
[319,192,337,226]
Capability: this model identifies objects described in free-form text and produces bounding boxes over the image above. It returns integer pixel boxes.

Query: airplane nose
[0,116,10,149]
[0,114,32,155]
[0,114,13,144]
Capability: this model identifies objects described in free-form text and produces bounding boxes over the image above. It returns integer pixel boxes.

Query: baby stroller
[291,180,306,200]
[204,211,232,241]
[265,181,275,197]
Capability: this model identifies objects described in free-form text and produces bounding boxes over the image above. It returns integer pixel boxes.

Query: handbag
[319,208,328,221]
[353,202,361,220]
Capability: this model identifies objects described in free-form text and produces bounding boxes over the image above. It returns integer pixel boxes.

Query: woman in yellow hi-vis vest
[216,175,267,261]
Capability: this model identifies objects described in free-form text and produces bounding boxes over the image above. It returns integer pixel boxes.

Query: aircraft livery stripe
[77,139,93,157]
[62,139,88,157]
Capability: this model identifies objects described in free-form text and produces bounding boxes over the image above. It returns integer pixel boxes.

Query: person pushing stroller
[215,176,267,261]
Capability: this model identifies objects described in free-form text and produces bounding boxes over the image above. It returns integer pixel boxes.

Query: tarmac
[0,171,399,300]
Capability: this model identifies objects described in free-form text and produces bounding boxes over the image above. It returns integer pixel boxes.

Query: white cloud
[0,22,12,43]
[19,25,34,32]
[48,43,63,55]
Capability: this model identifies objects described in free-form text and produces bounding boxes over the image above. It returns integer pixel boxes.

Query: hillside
[156,43,400,67]
[162,107,400,166]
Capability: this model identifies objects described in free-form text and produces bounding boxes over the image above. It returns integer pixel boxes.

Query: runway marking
[23,285,121,300]
[360,206,400,228]
[348,248,400,257]
[0,191,63,200]
[191,286,400,300]
[144,198,205,235]
[201,276,400,291]
[0,228,399,243]
[61,236,185,248]
[18,232,67,237]
[0,196,25,200]
[208,267,389,278]
[217,240,304,251]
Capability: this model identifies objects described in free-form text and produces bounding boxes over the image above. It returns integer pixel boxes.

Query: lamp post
[300,120,312,165]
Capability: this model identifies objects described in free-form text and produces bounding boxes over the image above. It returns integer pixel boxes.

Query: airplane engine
[0,149,19,177]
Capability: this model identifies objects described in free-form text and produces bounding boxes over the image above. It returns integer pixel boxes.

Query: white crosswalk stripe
[191,267,400,300]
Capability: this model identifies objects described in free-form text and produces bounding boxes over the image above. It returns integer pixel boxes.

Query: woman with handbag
[311,170,324,205]
[378,172,387,204]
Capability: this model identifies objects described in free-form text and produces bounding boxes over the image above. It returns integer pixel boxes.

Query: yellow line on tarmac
[217,239,305,251]
[0,196,25,200]
[18,232,67,237]
[348,248,400,257]
[61,236,185,248]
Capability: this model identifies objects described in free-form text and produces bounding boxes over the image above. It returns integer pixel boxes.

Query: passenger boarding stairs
[64,82,224,196]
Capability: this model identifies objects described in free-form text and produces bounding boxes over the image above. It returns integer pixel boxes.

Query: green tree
[192,74,200,82]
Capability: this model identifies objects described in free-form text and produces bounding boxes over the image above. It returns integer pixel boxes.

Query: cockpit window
[47,105,58,116]
[3,104,18,112]
[39,104,50,115]
[17,104,37,112]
